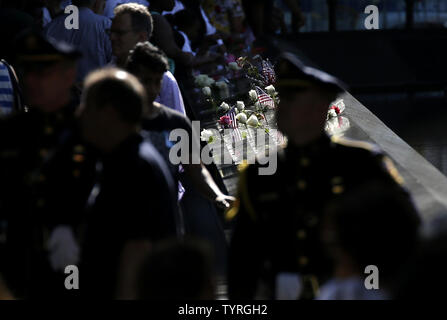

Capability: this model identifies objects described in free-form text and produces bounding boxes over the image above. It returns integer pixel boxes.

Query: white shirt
[162,0,185,15]
[178,30,196,56]
[200,5,217,36]
[156,71,186,115]
[317,277,390,300]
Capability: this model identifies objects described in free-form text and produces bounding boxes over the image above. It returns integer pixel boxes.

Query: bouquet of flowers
[236,55,276,87]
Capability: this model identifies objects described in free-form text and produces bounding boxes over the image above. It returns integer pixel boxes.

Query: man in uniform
[0,31,92,298]
[227,52,408,300]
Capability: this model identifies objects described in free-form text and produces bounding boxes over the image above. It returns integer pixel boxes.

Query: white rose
[195,74,215,87]
[246,114,259,127]
[236,113,248,124]
[265,85,276,95]
[219,102,230,112]
[248,89,258,101]
[200,129,214,142]
[236,101,245,110]
[255,101,262,109]
[202,86,211,96]
[327,109,337,118]
[228,62,241,71]
[194,75,204,86]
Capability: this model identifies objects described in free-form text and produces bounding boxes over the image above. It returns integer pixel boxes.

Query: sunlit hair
[114,3,153,39]
[82,67,147,124]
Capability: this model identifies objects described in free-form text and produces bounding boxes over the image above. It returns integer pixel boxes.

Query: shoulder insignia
[382,155,405,185]
[226,164,257,222]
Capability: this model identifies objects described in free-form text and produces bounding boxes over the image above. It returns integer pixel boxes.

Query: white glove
[47,225,80,272]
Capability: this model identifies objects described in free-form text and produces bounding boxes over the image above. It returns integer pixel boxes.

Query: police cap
[14,30,81,64]
[275,52,346,94]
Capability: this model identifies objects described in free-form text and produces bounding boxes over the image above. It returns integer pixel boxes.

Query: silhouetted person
[0,31,84,299]
[318,181,420,300]
[137,237,215,299]
[44,0,112,82]
[77,68,179,298]
[395,230,447,300]
[228,52,410,300]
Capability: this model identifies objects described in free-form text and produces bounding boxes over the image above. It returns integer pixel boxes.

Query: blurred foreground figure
[137,237,215,299]
[395,230,447,300]
[77,68,179,298]
[228,52,410,300]
[126,42,233,275]
[318,181,420,300]
[0,31,85,298]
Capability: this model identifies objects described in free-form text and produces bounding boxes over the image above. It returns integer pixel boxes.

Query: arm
[183,163,235,209]
[151,15,194,66]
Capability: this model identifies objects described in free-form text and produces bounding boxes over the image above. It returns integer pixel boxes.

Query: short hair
[173,9,200,31]
[126,42,169,75]
[114,3,153,39]
[82,68,147,124]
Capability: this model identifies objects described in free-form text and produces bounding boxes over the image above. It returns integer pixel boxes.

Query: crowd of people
[0,0,445,300]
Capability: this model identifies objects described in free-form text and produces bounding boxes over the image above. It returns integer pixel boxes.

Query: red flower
[331,106,341,114]
[219,115,232,126]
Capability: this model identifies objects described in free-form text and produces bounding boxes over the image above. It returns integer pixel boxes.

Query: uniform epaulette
[382,155,405,186]
[226,162,257,222]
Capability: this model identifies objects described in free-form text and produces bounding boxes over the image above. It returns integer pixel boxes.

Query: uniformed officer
[0,31,93,298]
[227,52,407,300]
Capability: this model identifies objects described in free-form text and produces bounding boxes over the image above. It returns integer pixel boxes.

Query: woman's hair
[125,41,169,75]
[173,8,200,32]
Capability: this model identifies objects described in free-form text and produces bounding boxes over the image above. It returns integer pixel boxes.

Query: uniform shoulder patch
[382,155,405,185]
